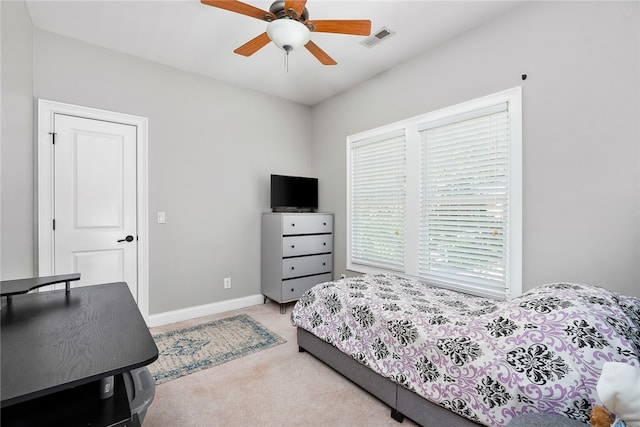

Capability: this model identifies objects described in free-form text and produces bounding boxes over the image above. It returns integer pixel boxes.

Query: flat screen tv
[270,174,318,212]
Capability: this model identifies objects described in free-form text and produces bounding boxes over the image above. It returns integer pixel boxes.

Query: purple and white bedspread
[291,274,640,427]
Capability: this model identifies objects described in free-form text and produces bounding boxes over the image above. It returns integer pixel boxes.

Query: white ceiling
[25,0,525,106]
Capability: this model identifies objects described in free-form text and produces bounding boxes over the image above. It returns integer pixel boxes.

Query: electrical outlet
[223,277,231,289]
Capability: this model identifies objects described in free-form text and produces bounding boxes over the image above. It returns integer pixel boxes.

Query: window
[349,131,406,271]
[347,87,522,299]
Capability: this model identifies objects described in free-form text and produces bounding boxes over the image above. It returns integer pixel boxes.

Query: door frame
[37,99,150,321]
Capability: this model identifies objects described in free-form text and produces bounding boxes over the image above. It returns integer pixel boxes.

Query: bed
[291,274,640,427]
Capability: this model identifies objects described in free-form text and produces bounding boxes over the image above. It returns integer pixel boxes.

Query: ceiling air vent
[360,27,396,48]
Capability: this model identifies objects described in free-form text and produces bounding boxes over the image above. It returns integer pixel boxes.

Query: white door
[53,114,138,298]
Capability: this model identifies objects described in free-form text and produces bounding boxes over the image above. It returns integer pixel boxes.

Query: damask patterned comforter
[291,274,640,427]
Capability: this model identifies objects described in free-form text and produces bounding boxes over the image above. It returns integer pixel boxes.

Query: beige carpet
[145,301,419,427]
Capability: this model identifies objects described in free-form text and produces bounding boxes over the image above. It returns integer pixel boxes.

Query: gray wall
[33,30,312,314]
[311,1,640,297]
[1,1,34,280]
[2,1,639,313]
[1,0,313,314]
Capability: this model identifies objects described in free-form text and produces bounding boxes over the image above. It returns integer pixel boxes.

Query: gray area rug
[148,313,287,384]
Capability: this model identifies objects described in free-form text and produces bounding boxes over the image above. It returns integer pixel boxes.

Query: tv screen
[270,174,318,212]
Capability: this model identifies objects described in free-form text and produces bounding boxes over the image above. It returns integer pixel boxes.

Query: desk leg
[130,413,142,427]
[65,280,71,294]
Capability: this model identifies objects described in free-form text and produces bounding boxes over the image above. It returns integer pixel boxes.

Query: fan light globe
[266,19,310,52]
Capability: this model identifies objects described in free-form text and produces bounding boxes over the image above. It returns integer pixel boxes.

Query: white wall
[1,1,34,280]
[311,1,640,297]
[4,22,312,314]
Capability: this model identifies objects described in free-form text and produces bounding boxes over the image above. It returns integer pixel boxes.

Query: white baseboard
[145,294,265,327]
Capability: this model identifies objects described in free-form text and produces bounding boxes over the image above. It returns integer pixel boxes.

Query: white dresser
[261,212,333,313]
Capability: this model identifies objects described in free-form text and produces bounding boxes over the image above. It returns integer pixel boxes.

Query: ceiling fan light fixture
[266,19,310,52]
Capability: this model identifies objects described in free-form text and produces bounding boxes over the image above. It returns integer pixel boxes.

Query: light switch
[157,212,166,224]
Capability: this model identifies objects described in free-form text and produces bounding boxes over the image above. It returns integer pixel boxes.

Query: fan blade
[305,41,337,66]
[306,20,371,36]
[284,0,307,19]
[234,32,271,56]
[201,0,276,21]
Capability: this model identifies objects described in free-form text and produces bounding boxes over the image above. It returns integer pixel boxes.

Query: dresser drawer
[282,214,333,235]
[282,234,332,257]
[282,254,332,279]
[282,273,333,301]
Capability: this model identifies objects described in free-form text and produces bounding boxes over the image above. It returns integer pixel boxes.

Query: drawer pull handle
[291,288,295,292]
[291,245,295,248]
[291,223,295,227]
[323,262,326,266]
[323,242,326,246]
[323,222,326,226]
[291,267,295,270]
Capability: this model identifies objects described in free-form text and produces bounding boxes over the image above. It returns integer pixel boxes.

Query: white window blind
[346,87,521,299]
[350,131,406,270]
[419,105,510,298]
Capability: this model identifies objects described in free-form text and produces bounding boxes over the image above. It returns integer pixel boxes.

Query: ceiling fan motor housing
[269,0,309,21]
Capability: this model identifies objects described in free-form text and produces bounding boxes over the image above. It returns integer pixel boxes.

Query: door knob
[117,235,134,243]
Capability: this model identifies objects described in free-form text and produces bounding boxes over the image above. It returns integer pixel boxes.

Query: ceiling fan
[201,0,372,65]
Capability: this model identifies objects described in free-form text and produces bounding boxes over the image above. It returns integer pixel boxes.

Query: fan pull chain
[284,45,293,73]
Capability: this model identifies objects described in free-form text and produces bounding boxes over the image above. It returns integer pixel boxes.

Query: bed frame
[297,327,481,427]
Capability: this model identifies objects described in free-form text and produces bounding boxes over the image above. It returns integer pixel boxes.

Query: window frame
[346,87,522,299]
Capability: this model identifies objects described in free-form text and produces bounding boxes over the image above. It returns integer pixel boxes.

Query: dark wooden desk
[1,282,158,425]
